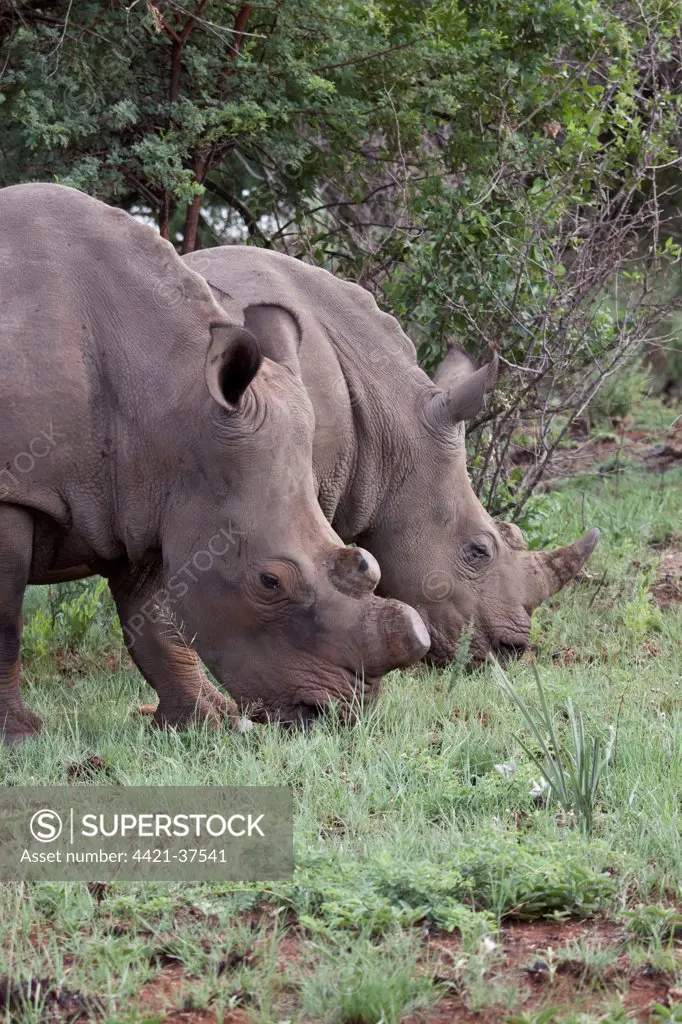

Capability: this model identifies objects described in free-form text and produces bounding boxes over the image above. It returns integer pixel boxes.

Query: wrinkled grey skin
[0,184,429,742]
[185,246,599,666]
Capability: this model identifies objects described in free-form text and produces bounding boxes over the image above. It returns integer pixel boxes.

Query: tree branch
[181,4,253,253]
[207,180,272,246]
[314,37,425,74]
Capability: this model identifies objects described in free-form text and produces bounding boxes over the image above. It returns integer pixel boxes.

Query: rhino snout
[327,546,382,597]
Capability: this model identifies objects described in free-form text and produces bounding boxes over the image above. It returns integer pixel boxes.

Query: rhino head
[158,312,429,722]
[359,346,599,665]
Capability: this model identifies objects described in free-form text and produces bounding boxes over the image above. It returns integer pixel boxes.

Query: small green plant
[301,932,438,1024]
[526,946,560,984]
[492,661,616,835]
[555,938,619,989]
[627,943,680,974]
[622,903,682,946]
[514,493,566,551]
[651,1004,682,1023]
[54,579,110,648]
[620,570,664,648]
[452,619,476,674]
[21,604,54,661]
[448,934,521,1012]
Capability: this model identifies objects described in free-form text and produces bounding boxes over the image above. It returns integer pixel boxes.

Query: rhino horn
[528,528,600,605]
[327,547,382,597]
[433,346,478,389]
[426,348,498,428]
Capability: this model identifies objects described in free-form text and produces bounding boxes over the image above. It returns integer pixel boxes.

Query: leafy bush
[511,493,566,551]
[276,835,616,935]
[22,579,119,665]
[286,853,494,939]
[454,836,616,920]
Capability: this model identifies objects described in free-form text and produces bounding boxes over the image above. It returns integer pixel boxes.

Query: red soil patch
[655,419,682,463]
[136,961,256,1024]
[511,417,682,484]
[512,428,656,481]
[130,916,680,1024]
[15,911,679,1023]
[24,904,682,1022]
[412,918,678,1023]
[133,924,307,1024]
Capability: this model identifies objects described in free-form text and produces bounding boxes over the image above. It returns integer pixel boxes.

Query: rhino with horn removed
[184,246,599,666]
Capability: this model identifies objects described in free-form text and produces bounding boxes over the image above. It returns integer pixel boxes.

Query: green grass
[0,462,681,1022]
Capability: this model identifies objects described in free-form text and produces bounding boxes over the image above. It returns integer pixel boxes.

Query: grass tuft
[492,661,616,834]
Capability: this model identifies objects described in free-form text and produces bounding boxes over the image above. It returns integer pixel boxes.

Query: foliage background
[1,0,681,512]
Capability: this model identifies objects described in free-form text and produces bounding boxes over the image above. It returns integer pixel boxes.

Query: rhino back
[185,245,418,371]
[0,184,228,560]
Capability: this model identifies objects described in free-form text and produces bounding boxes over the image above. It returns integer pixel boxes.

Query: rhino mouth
[293,671,381,728]
[469,638,529,668]
[294,702,325,727]
[424,622,530,669]
[241,669,381,728]
[423,623,479,667]
[494,639,530,668]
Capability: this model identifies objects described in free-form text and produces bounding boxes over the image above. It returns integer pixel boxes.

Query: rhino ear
[427,348,498,428]
[205,324,262,411]
[243,304,301,374]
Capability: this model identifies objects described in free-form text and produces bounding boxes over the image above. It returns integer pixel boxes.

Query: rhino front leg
[108,566,238,731]
[0,506,43,743]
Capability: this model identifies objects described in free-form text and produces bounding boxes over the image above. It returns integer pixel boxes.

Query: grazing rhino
[184,246,599,665]
[0,184,429,741]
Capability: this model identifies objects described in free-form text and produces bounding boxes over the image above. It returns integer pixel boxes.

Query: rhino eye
[465,536,494,565]
[259,572,280,590]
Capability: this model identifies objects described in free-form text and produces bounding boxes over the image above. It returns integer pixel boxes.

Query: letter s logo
[30,809,63,843]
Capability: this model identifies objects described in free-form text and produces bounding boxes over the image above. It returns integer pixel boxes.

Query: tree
[0,0,439,249]
[2,0,680,510]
